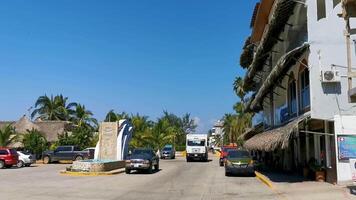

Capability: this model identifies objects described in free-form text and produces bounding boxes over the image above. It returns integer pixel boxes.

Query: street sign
[349,159,356,181]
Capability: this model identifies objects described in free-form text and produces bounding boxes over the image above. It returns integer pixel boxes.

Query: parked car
[160,145,175,159]
[42,145,89,164]
[17,151,36,168]
[125,148,159,174]
[83,147,96,159]
[219,145,238,166]
[0,147,19,169]
[224,149,255,176]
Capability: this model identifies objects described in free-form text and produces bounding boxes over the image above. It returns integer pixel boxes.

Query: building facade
[241,0,356,183]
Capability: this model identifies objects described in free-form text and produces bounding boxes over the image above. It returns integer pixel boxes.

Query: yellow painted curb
[255,171,274,189]
[60,169,124,176]
[182,151,186,157]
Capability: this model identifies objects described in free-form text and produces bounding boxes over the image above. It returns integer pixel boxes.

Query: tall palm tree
[71,104,98,129]
[0,124,18,147]
[143,118,176,150]
[31,94,77,121]
[233,76,246,102]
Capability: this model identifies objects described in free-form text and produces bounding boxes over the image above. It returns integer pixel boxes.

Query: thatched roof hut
[244,114,310,152]
[0,116,73,144]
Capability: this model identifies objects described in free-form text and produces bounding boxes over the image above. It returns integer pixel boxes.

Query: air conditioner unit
[321,70,341,83]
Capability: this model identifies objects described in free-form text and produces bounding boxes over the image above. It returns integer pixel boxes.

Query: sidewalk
[257,171,356,200]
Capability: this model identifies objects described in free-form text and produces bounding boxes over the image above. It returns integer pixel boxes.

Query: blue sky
[0,0,257,132]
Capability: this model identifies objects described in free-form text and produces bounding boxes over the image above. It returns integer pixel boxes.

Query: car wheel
[225,171,230,177]
[147,164,153,174]
[17,160,24,168]
[43,156,50,164]
[186,158,190,162]
[0,160,4,169]
[154,163,159,171]
[75,156,83,161]
[125,168,131,174]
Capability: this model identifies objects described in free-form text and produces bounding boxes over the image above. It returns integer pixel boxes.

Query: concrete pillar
[314,134,320,163]
[306,125,310,162]
[325,121,331,168]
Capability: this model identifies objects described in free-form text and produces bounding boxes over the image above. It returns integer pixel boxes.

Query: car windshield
[132,149,151,155]
[227,151,250,158]
[163,147,172,151]
[187,140,205,146]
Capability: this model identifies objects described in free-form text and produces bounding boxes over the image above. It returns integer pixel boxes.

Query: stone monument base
[68,160,125,172]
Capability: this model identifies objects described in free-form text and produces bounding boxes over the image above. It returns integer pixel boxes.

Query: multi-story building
[240,0,356,183]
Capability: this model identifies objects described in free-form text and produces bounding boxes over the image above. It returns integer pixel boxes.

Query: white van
[186,134,208,162]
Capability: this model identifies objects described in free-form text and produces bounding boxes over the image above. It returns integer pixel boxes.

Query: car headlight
[225,160,232,166]
[125,160,131,163]
[143,160,150,164]
[249,160,254,166]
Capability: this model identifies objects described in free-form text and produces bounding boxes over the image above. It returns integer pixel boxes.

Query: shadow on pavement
[128,169,162,175]
[259,171,307,183]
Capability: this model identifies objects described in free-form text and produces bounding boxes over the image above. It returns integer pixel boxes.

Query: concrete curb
[255,171,274,189]
[59,168,125,176]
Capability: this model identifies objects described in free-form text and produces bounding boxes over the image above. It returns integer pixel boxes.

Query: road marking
[59,169,125,176]
[255,171,289,200]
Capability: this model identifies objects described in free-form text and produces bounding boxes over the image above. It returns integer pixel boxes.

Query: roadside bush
[22,129,48,159]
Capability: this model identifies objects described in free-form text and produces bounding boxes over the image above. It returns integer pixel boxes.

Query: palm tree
[21,129,47,159]
[130,114,153,148]
[31,94,77,121]
[0,124,18,147]
[71,104,98,129]
[143,118,176,150]
[104,110,130,122]
[233,76,246,102]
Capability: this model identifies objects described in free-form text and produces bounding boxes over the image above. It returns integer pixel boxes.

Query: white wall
[334,115,356,183]
[307,0,356,121]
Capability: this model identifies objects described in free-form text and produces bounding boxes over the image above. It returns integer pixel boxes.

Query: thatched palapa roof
[243,0,297,91]
[244,114,310,152]
[248,43,310,111]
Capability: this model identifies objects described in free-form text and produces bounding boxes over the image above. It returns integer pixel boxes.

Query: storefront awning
[247,43,310,112]
[244,0,297,91]
[244,114,310,152]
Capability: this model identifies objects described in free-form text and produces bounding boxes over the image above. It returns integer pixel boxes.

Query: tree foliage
[0,124,18,147]
[22,129,47,158]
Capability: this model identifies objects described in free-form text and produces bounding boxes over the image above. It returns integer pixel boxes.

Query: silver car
[17,151,36,168]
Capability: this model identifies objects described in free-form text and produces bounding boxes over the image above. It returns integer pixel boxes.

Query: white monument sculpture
[94,119,133,161]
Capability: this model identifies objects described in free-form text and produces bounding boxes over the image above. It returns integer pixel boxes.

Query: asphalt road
[0,154,278,200]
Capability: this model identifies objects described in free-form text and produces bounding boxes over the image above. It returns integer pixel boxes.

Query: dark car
[160,146,175,159]
[42,145,89,164]
[0,147,19,169]
[125,148,159,174]
[224,149,255,176]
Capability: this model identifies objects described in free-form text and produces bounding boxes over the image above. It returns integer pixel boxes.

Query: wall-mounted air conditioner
[321,70,341,83]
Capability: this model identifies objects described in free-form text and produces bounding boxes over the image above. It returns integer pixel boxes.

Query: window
[9,149,17,155]
[187,140,205,146]
[288,80,297,116]
[0,150,8,155]
[300,69,310,110]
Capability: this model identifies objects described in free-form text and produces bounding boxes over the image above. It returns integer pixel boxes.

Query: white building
[241,0,356,183]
